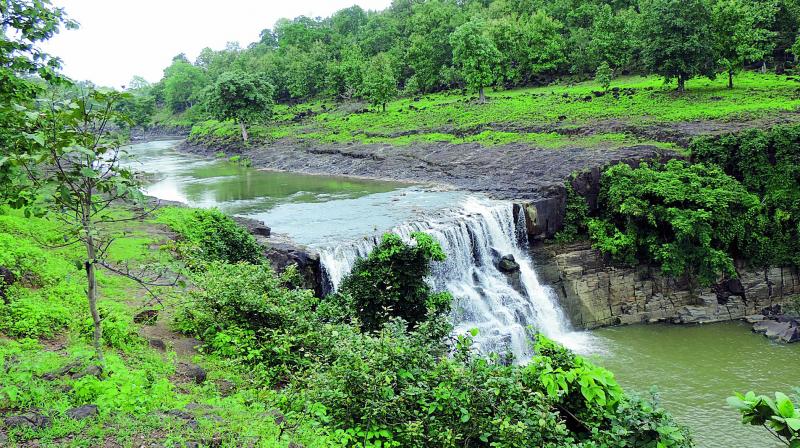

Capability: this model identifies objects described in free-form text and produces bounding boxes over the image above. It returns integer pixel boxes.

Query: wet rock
[266,242,323,296]
[745,314,766,324]
[185,364,207,384]
[66,404,98,420]
[72,364,103,379]
[42,360,82,381]
[5,412,51,429]
[149,338,166,351]
[234,216,271,238]
[133,309,159,324]
[0,266,15,304]
[498,255,520,273]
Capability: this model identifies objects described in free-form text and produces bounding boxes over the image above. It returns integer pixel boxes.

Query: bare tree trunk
[82,200,104,364]
[677,75,686,92]
[240,121,249,143]
[479,86,486,103]
[728,70,734,89]
[382,102,386,112]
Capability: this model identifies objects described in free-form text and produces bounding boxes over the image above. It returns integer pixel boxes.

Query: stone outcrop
[534,243,799,329]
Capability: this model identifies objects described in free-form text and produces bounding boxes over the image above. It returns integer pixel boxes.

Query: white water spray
[318,196,589,360]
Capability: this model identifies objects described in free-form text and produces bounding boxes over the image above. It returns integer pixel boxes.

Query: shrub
[0,233,84,338]
[82,302,142,351]
[554,183,590,243]
[337,233,451,332]
[587,160,760,285]
[691,125,800,267]
[156,207,263,265]
[175,262,326,380]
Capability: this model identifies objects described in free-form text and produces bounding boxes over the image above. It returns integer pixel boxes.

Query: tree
[337,232,451,332]
[0,0,76,207]
[596,61,613,91]
[162,60,207,113]
[362,53,397,112]
[640,0,717,91]
[711,0,776,88]
[15,89,175,364]
[791,29,800,60]
[490,11,566,86]
[203,70,275,142]
[450,20,501,103]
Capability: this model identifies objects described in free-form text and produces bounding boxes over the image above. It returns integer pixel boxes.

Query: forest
[120,0,800,135]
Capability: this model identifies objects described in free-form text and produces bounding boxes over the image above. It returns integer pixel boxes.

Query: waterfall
[318,196,587,360]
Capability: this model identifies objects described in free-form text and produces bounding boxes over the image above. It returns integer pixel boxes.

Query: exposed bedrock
[533,242,798,330]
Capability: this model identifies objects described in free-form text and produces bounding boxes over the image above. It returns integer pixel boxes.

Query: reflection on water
[589,322,800,448]
[125,140,468,247]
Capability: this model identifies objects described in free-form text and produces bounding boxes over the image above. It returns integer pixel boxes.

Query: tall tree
[203,70,275,142]
[711,0,776,88]
[162,60,207,113]
[640,0,717,91]
[450,20,501,103]
[17,90,174,364]
[362,53,397,112]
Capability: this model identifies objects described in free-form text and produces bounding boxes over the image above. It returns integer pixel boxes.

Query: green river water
[130,140,798,448]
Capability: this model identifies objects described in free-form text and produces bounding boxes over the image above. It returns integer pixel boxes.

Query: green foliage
[155,207,263,265]
[337,233,451,333]
[595,61,612,91]
[362,53,397,112]
[690,125,800,267]
[587,160,760,284]
[202,69,275,141]
[728,390,800,446]
[640,0,717,90]
[555,183,590,243]
[0,229,84,338]
[175,262,321,380]
[450,19,501,101]
[711,0,777,88]
[163,59,208,113]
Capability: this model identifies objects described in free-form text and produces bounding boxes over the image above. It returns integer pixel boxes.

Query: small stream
[128,140,798,448]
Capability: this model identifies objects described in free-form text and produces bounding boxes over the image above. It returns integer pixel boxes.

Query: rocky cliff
[533,242,798,329]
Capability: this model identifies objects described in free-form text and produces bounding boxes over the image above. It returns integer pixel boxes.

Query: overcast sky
[41,0,393,88]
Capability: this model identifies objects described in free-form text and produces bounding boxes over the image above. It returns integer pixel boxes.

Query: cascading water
[318,196,588,360]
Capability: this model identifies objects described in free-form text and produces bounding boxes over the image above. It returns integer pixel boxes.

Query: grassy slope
[183,72,800,151]
[0,207,323,447]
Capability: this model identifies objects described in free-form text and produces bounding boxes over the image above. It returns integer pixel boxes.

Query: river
[128,139,798,448]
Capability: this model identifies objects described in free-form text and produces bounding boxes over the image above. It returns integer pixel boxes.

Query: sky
[41,0,393,88]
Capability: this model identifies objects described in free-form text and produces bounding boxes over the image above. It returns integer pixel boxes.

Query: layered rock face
[534,243,799,329]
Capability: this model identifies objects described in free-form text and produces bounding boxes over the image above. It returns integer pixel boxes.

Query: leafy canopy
[587,160,760,285]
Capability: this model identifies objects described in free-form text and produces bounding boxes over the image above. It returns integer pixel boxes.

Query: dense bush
[691,125,800,267]
[0,232,84,338]
[337,232,451,332]
[586,160,760,285]
[177,230,690,447]
[175,261,330,382]
[156,207,263,265]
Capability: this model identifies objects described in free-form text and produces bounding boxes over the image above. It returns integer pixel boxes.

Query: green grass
[0,206,325,447]
[243,72,800,148]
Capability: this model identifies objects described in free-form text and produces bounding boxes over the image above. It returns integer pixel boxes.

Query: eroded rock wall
[534,243,798,329]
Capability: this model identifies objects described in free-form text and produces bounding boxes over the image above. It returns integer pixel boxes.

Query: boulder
[266,242,323,297]
[754,320,791,339]
[233,217,271,238]
[0,266,16,304]
[66,404,98,420]
[133,309,159,324]
[4,413,51,429]
[498,255,520,273]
